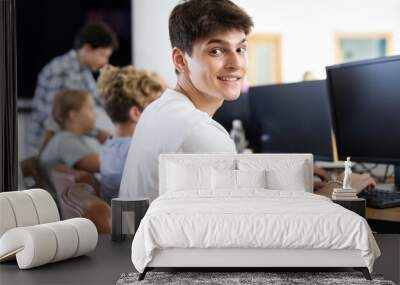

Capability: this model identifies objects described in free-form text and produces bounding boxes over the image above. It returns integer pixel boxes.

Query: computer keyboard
[358,189,400,209]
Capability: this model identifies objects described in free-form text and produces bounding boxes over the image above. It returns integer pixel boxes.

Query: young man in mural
[119,0,254,200]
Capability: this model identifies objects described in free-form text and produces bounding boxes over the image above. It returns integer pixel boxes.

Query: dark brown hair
[52,90,90,127]
[74,22,119,50]
[169,0,253,55]
[97,65,165,123]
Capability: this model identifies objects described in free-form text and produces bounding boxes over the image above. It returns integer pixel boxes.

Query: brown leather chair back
[50,167,83,219]
[50,165,111,234]
[51,165,100,194]
[66,183,112,234]
[20,157,45,189]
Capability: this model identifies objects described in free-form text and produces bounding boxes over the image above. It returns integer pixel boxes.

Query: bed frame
[138,154,372,281]
[139,248,371,280]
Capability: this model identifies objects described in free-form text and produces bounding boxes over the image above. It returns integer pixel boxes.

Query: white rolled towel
[0,218,98,269]
[24,188,60,224]
[0,189,60,237]
[0,196,17,237]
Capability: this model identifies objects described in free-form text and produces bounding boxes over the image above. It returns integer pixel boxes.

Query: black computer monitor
[248,80,333,161]
[326,55,400,187]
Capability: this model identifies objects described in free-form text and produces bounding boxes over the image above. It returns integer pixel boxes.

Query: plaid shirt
[27,50,100,155]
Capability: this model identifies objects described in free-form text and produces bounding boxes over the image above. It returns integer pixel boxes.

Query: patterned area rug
[116,271,396,285]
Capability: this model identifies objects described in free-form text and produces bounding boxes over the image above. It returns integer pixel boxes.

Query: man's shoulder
[39,51,76,77]
[190,117,229,137]
[143,89,207,123]
[180,117,235,153]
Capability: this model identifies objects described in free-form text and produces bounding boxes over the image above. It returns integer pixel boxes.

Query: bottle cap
[232,119,242,129]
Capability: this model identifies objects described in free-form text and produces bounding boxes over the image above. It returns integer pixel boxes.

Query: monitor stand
[377,163,400,192]
[394,163,400,191]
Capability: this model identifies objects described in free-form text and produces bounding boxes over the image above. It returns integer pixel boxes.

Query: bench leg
[354,267,371,280]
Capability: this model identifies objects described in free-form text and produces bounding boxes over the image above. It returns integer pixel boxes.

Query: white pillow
[211,169,268,190]
[236,169,268,189]
[167,162,212,191]
[267,163,307,191]
[238,159,308,191]
[211,168,236,190]
[265,160,308,191]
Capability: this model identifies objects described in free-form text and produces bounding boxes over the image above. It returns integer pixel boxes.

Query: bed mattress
[131,189,380,273]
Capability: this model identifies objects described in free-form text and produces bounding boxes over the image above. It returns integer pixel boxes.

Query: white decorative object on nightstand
[332,157,358,200]
[343,157,353,190]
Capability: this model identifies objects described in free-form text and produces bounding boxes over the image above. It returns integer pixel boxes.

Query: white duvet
[131,190,380,273]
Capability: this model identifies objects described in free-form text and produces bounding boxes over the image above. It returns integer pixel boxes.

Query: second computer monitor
[249,80,333,161]
[326,55,400,164]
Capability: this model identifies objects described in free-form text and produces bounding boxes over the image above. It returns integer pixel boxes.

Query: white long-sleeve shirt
[119,89,236,201]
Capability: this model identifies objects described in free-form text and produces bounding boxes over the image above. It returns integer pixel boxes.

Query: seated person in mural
[28,22,118,156]
[96,65,165,204]
[40,90,101,195]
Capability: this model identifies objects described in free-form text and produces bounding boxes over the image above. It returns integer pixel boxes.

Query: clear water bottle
[230,119,247,153]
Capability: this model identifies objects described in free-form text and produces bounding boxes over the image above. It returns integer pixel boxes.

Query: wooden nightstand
[332,198,366,218]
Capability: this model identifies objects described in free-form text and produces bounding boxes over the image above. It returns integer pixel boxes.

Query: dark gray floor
[1,234,398,285]
[373,234,400,285]
[0,235,134,285]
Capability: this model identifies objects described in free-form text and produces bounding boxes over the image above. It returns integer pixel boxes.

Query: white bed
[131,154,380,280]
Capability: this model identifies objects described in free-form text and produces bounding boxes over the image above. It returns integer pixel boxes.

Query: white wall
[235,0,400,82]
[132,0,179,87]
[133,0,400,85]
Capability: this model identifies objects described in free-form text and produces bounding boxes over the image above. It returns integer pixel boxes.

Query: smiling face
[178,29,248,102]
